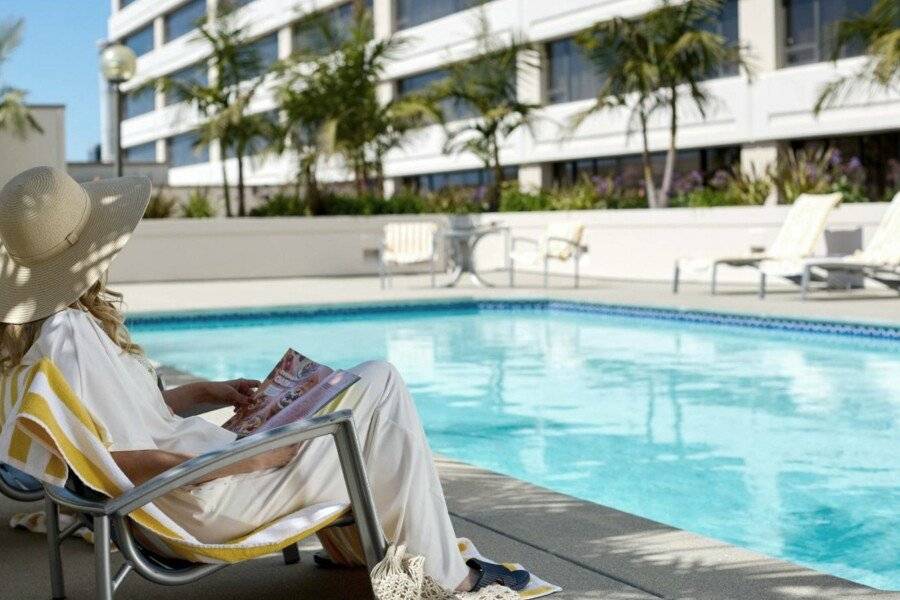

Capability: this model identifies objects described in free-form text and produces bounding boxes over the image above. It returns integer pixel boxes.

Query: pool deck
[2,274,898,599]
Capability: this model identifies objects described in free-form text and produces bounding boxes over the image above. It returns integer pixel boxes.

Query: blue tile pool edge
[126,298,900,341]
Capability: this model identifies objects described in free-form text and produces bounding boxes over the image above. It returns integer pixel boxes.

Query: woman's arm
[162,379,260,416]
[112,445,297,486]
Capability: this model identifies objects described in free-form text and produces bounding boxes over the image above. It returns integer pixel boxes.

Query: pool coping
[127,296,900,340]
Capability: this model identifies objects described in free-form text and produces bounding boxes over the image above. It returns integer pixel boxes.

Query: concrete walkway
[2,455,896,599]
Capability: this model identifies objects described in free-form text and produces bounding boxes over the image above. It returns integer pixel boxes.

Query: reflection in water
[132,307,900,590]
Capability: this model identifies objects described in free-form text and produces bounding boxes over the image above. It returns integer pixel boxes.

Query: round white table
[442,223,509,287]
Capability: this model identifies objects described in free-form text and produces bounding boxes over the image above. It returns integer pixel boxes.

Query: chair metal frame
[508,236,589,289]
[798,261,900,300]
[0,462,44,503]
[41,410,387,600]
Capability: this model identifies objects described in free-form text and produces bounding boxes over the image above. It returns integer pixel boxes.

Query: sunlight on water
[132,306,900,590]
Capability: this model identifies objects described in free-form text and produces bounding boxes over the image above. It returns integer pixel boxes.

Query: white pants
[161,361,470,589]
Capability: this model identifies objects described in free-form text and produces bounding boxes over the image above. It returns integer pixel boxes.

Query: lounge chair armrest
[43,483,110,516]
[108,411,356,516]
[510,236,539,249]
[546,237,588,252]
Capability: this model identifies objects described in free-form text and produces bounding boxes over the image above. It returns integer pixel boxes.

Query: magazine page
[223,348,336,436]
[259,370,360,432]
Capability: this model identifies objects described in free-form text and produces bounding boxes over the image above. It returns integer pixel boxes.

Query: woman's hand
[162,379,260,416]
[199,379,260,409]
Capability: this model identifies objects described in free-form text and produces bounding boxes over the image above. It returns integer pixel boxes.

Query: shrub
[719,168,770,205]
[144,191,177,219]
[249,192,307,216]
[671,168,770,207]
[549,181,599,210]
[425,187,484,214]
[670,188,730,207]
[768,147,869,203]
[181,188,215,218]
[499,183,550,212]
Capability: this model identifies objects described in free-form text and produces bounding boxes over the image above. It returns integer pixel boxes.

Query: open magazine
[222,349,360,437]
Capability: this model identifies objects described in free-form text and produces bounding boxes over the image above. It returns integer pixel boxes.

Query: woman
[0,167,527,593]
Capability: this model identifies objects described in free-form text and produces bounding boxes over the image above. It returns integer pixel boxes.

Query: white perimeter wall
[108,203,889,285]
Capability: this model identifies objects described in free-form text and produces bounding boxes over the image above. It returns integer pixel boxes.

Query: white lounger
[761,191,900,299]
[673,192,842,298]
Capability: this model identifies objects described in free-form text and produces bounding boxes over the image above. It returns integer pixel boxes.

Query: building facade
[105,0,900,199]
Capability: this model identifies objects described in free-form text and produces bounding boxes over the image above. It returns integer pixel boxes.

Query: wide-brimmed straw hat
[0,166,151,324]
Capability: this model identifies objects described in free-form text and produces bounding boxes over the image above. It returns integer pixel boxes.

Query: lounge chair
[673,192,842,298]
[0,462,43,502]
[1,360,386,600]
[508,222,588,288]
[379,222,440,289]
[761,191,900,299]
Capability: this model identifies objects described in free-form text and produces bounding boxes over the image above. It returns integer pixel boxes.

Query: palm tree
[272,50,332,212]
[427,12,539,211]
[274,6,427,199]
[575,16,663,207]
[575,0,750,207]
[814,0,900,114]
[0,19,41,138]
[158,2,270,216]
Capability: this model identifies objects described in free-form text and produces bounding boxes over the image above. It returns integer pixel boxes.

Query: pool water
[130,304,900,590]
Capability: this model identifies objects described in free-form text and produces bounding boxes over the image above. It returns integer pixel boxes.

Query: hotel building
[104,0,900,200]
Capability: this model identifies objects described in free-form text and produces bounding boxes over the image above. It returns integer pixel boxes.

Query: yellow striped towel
[0,358,349,564]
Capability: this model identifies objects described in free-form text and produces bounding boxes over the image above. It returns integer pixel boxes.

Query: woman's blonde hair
[0,276,141,374]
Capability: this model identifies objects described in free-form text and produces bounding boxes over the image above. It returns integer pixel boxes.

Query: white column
[739,0,783,72]
[516,47,548,191]
[372,0,394,40]
[153,15,165,49]
[518,164,552,193]
[377,80,397,196]
[739,0,782,199]
[740,142,779,175]
[278,25,292,59]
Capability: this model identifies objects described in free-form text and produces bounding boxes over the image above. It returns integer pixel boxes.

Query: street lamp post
[100,42,137,178]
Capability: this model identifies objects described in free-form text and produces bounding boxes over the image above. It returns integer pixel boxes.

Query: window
[397,69,475,121]
[120,0,139,8]
[703,0,740,77]
[122,86,155,119]
[122,24,154,57]
[293,0,373,54]
[165,0,206,43]
[790,131,900,201]
[401,166,519,193]
[546,38,603,105]
[552,146,740,189]
[395,0,472,30]
[165,62,208,105]
[167,131,208,167]
[241,33,279,80]
[784,0,874,66]
[124,141,157,163]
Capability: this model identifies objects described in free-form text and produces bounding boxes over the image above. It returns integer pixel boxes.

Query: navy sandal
[466,557,530,592]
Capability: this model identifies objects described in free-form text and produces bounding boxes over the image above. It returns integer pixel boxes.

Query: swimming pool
[129,301,900,590]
